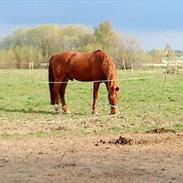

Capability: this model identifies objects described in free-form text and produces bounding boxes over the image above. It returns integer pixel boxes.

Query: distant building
[142,56,183,68]
[161,56,183,64]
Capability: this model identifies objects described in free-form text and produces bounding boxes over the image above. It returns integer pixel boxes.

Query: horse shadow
[0,107,57,115]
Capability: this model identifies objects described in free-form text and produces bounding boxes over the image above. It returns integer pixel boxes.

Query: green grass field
[0,69,182,138]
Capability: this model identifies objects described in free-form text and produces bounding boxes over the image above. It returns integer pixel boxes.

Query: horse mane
[93,49,102,54]
[97,50,117,86]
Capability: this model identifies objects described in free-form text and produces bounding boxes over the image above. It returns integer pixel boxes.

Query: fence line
[0,75,157,85]
[60,103,183,124]
[41,76,157,84]
[1,97,182,124]
[5,102,180,125]
[60,113,120,123]
[0,69,182,124]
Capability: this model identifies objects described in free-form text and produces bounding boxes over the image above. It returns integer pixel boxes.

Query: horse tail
[48,56,55,105]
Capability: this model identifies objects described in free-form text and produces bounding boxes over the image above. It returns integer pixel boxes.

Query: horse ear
[115,87,119,91]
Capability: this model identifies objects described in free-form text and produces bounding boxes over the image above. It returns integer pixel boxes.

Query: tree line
[0,21,175,69]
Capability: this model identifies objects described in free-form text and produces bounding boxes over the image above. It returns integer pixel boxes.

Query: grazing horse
[48,50,119,114]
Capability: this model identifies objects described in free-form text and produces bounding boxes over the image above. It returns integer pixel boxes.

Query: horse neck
[107,73,115,82]
[106,73,118,91]
[102,52,117,87]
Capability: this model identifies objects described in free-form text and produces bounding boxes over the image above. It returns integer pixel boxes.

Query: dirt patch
[109,136,132,145]
[96,132,179,146]
[97,136,132,146]
[146,127,176,134]
[0,133,183,183]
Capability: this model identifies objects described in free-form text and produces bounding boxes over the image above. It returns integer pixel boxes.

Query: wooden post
[174,58,177,74]
[131,60,134,74]
[122,58,126,70]
[29,62,34,70]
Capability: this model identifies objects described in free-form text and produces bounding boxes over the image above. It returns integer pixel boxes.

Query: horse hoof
[55,110,61,113]
[92,111,98,115]
[54,105,60,113]
[110,111,120,115]
[63,110,71,114]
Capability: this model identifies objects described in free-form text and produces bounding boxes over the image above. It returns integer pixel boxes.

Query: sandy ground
[0,133,183,183]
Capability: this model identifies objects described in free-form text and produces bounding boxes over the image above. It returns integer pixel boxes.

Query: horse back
[49,50,113,81]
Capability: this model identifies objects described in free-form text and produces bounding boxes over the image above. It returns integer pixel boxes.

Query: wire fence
[0,75,157,84]
[0,68,182,126]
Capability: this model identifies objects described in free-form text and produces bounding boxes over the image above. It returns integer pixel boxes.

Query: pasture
[0,69,183,182]
[0,69,182,137]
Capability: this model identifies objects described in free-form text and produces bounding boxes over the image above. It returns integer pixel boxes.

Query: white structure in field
[161,56,183,65]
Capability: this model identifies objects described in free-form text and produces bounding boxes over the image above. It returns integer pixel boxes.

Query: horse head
[108,83,120,114]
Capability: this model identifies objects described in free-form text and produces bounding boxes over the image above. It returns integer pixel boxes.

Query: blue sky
[0,0,183,50]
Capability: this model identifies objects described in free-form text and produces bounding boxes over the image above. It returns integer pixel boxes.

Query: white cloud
[0,24,18,36]
[123,30,183,50]
[0,24,36,36]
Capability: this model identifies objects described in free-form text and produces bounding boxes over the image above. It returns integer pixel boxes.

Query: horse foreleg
[59,81,70,114]
[92,82,100,114]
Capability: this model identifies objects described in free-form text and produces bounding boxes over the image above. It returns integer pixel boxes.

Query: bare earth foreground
[0,133,183,183]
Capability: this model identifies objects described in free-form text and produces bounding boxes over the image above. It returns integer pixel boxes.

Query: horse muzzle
[110,104,119,114]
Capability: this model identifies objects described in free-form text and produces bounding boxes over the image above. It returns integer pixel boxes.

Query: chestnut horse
[48,50,119,114]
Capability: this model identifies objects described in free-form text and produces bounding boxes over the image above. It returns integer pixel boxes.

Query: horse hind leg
[59,77,70,114]
[51,81,61,112]
[52,75,68,113]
